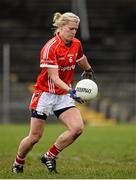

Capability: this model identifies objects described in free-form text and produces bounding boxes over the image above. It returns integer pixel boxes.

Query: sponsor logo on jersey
[59,65,75,71]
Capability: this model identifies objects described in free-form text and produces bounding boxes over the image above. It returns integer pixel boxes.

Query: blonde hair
[52,12,80,34]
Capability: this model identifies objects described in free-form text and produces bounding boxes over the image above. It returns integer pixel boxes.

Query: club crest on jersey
[69,57,73,63]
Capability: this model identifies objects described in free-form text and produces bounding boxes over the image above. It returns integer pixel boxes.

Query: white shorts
[29,92,76,116]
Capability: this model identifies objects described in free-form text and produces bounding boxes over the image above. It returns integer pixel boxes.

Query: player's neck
[59,34,72,47]
[64,40,72,47]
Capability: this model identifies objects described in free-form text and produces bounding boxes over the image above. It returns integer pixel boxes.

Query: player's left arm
[77,55,95,80]
[77,55,91,71]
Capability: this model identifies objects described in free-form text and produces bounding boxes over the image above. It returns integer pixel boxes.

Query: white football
[75,79,98,100]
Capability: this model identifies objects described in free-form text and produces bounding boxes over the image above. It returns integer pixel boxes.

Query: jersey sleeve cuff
[76,54,85,62]
[40,64,58,68]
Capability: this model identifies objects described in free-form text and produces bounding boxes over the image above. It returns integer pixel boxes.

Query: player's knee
[29,133,42,145]
[72,125,84,140]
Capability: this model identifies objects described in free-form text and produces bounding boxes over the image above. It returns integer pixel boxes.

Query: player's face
[59,21,79,43]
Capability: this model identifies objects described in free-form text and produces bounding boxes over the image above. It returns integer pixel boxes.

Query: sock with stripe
[45,144,62,159]
[14,154,25,166]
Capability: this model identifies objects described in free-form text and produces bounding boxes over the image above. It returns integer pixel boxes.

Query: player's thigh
[59,107,84,131]
[29,117,45,137]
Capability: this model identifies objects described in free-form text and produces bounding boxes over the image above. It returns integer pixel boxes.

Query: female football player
[12,12,94,173]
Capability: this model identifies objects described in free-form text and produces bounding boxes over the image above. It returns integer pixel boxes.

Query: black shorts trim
[54,106,75,118]
[31,109,48,120]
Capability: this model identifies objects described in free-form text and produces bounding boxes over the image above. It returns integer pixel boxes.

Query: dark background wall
[0,0,135,123]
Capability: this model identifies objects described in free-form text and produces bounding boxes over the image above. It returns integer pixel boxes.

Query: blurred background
[0,0,136,124]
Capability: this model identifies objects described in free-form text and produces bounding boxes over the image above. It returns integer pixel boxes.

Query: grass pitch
[0,123,136,179]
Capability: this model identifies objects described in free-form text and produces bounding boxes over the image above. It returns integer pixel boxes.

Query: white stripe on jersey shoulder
[40,64,58,68]
[43,38,56,60]
[54,35,61,52]
[76,54,85,62]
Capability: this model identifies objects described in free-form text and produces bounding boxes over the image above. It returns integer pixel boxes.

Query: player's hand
[81,68,96,81]
[69,89,84,104]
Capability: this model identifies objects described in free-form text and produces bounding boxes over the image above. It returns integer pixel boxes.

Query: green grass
[0,123,136,179]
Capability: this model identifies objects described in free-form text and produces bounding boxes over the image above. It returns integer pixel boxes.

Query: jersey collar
[55,33,73,47]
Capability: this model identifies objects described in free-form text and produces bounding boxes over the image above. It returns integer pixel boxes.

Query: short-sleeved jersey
[34,33,84,95]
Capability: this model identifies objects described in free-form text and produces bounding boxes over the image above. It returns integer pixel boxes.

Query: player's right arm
[47,67,84,103]
[47,67,71,92]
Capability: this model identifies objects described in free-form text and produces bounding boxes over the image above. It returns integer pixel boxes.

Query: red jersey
[34,33,84,95]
